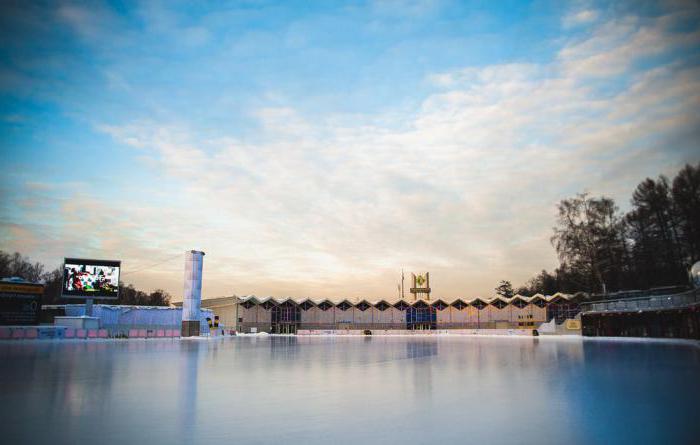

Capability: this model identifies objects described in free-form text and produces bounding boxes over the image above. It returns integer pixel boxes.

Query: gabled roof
[487,296,510,308]
[430,298,449,308]
[510,295,529,308]
[374,299,391,310]
[298,298,317,310]
[355,299,372,311]
[257,297,278,309]
[449,298,468,308]
[336,299,354,310]
[547,293,573,304]
[393,300,410,309]
[275,297,299,306]
[297,297,316,304]
[230,293,575,309]
[238,295,260,304]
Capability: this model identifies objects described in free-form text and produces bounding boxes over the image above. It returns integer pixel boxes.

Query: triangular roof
[430,298,449,308]
[449,298,469,308]
[230,293,573,308]
[393,300,410,309]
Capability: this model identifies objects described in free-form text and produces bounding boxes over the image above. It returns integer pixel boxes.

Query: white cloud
[4,5,699,300]
[563,9,600,28]
[558,12,700,78]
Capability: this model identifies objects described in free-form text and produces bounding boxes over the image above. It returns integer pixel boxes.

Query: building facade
[202,294,583,334]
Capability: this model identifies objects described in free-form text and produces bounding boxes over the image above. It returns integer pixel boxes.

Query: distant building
[180,294,584,334]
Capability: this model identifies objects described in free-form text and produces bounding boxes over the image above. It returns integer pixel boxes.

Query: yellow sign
[565,319,581,330]
[410,272,431,299]
[0,283,44,295]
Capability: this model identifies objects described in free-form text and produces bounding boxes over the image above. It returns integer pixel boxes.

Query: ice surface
[1,336,699,445]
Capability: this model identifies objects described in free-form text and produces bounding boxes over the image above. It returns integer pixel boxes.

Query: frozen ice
[1,336,699,444]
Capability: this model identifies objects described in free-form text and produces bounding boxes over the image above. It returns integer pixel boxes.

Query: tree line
[0,251,172,306]
[498,163,700,298]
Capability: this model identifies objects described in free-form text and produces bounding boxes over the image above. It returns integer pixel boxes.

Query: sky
[1,0,699,301]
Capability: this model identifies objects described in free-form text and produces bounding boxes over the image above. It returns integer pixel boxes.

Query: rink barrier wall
[0,304,217,340]
[296,328,536,336]
[0,323,229,340]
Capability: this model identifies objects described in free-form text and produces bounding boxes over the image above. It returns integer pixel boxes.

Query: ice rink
[1,336,699,444]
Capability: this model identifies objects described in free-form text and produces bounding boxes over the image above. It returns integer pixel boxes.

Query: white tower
[181,250,205,337]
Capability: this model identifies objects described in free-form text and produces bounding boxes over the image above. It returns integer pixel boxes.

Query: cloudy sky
[1,0,699,301]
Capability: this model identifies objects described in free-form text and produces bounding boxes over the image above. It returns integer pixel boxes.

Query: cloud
[558,11,700,78]
[3,2,699,300]
[85,8,698,298]
[563,9,600,28]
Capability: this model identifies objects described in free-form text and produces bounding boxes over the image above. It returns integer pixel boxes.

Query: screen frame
[62,258,121,300]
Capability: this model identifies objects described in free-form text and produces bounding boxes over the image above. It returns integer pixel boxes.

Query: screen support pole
[85,298,94,317]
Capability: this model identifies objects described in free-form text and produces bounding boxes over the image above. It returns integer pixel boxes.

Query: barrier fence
[580,289,699,314]
[0,325,180,340]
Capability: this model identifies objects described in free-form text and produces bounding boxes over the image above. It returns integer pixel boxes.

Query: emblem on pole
[409,272,431,300]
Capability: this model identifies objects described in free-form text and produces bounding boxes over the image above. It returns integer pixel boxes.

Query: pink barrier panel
[64,328,75,338]
[156,330,165,337]
[76,329,87,338]
[12,329,25,339]
[165,329,175,337]
[25,329,38,339]
[128,329,139,338]
[98,329,108,338]
[138,329,147,337]
[87,330,98,338]
[0,328,10,339]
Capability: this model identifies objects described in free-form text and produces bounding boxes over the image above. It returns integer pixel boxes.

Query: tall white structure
[181,250,205,337]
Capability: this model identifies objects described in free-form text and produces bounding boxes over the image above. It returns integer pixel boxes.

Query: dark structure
[581,289,700,339]
[0,279,44,325]
[181,320,200,337]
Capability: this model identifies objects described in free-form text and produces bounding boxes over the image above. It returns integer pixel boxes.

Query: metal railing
[580,289,699,314]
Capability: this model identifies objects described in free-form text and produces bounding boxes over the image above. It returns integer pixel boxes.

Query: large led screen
[62,258,121,299]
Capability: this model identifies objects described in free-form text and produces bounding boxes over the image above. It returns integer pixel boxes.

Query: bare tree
[0,251,45,282]
[551,193,626,293]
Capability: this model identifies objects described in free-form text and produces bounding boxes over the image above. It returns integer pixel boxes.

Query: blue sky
[1,0,699,299]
